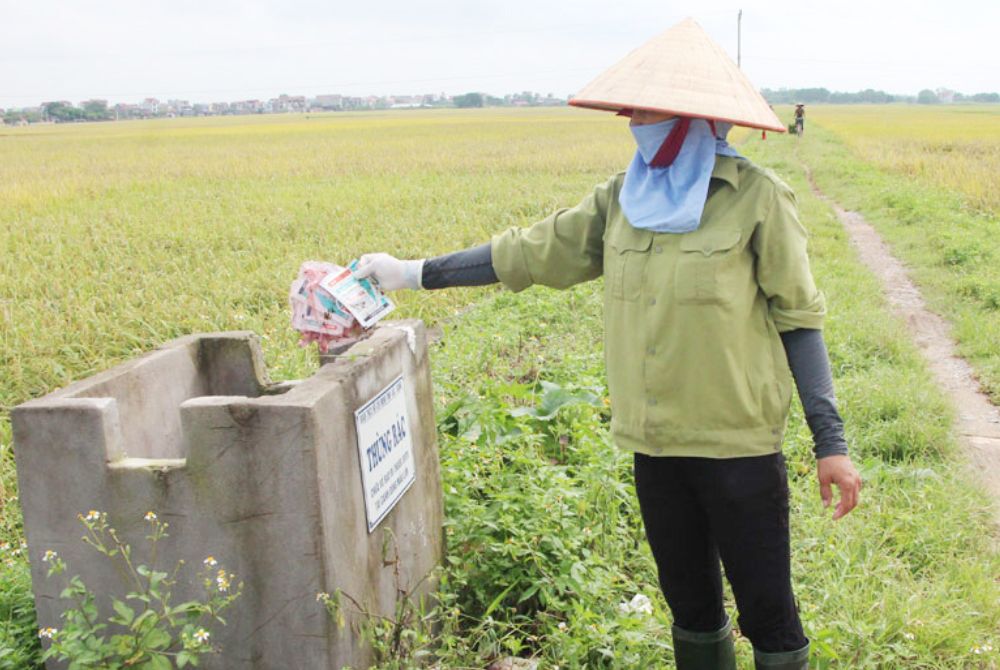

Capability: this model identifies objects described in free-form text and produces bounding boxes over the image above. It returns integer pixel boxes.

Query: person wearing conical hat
[357,17,860,670]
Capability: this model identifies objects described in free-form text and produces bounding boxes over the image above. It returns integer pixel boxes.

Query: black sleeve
[779,328,849,459]
[421,242,499,290]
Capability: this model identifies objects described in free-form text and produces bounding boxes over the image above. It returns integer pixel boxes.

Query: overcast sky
[2,0,997,108]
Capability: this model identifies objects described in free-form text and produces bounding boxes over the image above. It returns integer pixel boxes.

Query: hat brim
[568,18,786,133]
[569,99,787,133]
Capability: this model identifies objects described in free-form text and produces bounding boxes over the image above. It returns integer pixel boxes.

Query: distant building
[232,99,263,114]
[165,99,193,117]
[112,103,138,120]
[314,94,343,110]
[140,98,161,115]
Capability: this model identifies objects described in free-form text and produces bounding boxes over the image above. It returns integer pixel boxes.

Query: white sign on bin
[355,375,416,532]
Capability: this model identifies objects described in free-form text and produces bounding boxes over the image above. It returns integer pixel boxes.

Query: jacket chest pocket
[605,223,653,301]
[675,229,743,305]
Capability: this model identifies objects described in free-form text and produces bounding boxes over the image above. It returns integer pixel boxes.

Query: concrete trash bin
[12,320,444,669]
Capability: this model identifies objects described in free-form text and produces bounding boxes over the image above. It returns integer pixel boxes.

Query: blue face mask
[619,118,742,234]
[714,122,741,157]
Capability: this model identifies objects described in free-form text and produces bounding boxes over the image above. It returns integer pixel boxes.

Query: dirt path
[802,164,1000,526]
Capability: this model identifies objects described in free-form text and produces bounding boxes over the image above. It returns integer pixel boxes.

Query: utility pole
[737,9,743,69]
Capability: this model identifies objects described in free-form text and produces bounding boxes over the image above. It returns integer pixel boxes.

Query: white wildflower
[38,627,57,639]
[618,593,653,615]
[42,549,57,563]
[85,510,101,522]
[144,511,157,521]
[203,556,218,567]
[193,628,210,643]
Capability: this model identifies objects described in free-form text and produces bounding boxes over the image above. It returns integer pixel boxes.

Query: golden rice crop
[805,104,1000,215]
[0,109,631,414]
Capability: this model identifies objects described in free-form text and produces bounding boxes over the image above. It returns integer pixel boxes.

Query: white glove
[354,253,424,291]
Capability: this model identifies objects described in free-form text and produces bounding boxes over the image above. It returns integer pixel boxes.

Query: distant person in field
[358,18,860,670]
[794,103,805,136]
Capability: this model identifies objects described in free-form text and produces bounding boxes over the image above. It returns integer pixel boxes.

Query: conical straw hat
[570,18,784,132]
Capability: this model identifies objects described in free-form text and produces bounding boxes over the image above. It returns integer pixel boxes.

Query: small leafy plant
[318,528,441,670]
[40,510,241,669]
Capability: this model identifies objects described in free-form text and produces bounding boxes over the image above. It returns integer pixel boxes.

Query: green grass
[788,116,1000,404]
[1,109,998,668]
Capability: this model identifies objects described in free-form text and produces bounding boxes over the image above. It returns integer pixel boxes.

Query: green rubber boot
[672,618,737,670]
[753,642,810,669]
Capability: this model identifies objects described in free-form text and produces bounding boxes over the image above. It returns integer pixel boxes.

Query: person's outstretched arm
[356,173,620,292]
[355,243,498,290]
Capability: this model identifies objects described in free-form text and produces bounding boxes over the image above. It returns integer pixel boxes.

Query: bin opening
[63,335,270,461]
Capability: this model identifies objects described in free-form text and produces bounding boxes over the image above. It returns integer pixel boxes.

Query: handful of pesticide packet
[289,260,394,353]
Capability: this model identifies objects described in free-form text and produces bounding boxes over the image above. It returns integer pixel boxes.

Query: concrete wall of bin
[12,320,444,669]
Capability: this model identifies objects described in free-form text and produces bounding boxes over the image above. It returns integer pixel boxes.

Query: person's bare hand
[817,454,862,520]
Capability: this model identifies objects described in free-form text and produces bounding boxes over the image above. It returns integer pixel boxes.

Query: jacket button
[647,347,655,355]
[647,398,657,406]
[654,245,663,254]
[648,298,656,306]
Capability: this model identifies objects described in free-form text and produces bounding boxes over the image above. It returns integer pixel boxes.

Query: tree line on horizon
[2,91,567,125]
[763,87,1000,105]
[7,87,999,125]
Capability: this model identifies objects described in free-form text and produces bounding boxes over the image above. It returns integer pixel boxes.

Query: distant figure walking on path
[794,103,805,136]
[358,18,860,670]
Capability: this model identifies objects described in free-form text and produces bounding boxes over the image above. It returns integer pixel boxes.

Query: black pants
[633,452,808,653]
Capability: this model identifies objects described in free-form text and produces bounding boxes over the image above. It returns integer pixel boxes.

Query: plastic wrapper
[289,260,394,353]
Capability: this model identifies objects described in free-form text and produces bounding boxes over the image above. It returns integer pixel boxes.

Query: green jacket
[490,156,826,458]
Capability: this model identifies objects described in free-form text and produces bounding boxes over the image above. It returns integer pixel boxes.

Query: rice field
[1,106,999,668]
[805,105,1000,216]
[0,109,630,413]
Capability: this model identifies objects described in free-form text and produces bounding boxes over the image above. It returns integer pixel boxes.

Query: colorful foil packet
[289,260,394,353]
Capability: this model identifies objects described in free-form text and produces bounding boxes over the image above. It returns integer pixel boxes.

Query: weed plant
[40,511,240,669]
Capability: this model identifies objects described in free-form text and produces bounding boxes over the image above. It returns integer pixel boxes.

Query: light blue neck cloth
[619,118,743,233]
